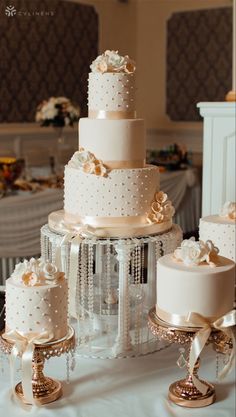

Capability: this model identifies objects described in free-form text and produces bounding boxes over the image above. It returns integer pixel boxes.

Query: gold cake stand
[148,308,233,408]
[0,326,75,405]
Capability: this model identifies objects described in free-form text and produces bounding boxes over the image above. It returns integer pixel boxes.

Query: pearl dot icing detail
[88,72,136,112]
[199,216,236,261]
[5,278,68,341]
[65,165,159,219]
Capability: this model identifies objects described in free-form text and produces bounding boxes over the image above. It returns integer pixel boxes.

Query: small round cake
[156,239,235,327]
[199,202,236,262]
[5,258,68,341]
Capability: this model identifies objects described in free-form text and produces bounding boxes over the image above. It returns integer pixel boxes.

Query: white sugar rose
[90,50,136,74]
[22,271,41,287]
[42,261,63,283]
[155,191,168,204]
[11,258,64,286]
[12,259,29,281]
[174,238,219,267]
[68,149,107,176]
[105,50,125,71]
[147,190,174,224]
[174,238,204,266]
[220,201,236,220]
[69,150,95,169]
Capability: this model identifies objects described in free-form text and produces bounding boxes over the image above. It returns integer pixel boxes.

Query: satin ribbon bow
[186,310,236,394]
[3,330,54,404]
[55,225,97,319]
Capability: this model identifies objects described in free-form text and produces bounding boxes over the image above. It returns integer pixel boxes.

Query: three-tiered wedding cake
[41,51,182,358]
[49,50,175,238]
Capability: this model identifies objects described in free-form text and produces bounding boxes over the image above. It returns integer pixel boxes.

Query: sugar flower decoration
[220,201,236,220]
[174,238,219,267]
[11,258,64,286]
[68,148,107,177]
[90,50,136,74]
[147,191,175,224]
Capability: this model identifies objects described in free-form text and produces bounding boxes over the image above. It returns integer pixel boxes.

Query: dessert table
[0,344,234,416]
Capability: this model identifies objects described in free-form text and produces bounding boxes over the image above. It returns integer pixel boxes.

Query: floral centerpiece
[35,97,80,127]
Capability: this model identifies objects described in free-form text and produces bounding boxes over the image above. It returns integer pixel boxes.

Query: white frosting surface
[79,118,145,168]
[5,277,68,340]
[64,165,159,219]
[88,72,135,113]
[156,254,235,320]
[199,215,236,261]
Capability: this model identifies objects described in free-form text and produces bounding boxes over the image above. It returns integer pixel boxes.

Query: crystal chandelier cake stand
[41,224,182,358]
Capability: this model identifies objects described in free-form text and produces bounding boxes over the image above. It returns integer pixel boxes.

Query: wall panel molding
[0,0,98,122]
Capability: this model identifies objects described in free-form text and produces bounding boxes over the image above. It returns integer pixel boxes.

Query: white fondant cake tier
[199,215,236,261]
[88,72,135,116]
[64,164,159,222]
[5,277,68,340]
[156,254,235,326]
[79,118,145,168]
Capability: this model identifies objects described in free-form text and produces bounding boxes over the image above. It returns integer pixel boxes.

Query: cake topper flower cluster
[90,50,136,74]
[174,238,219,267]
[68,148,107,176]
[12,258,64,286]
[220,201,236,220]
[147,191,175,224]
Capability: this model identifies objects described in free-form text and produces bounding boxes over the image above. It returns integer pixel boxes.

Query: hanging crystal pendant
[70,350,76,372]
[176,347,187,368]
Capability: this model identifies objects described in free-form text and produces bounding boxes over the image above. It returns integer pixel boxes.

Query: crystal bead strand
[81,242,87,317]
[134,244,141,347]
[155,239,162,263]
[87,243,94,338]
[66,351,70,384]
[124,242,132,348]
[140,243,145,347]
[77,243,86,345]
[105,242,112,344]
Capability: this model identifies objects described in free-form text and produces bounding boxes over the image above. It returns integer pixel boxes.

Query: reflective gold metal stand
[0,326,75,405]
[148,308,233,408]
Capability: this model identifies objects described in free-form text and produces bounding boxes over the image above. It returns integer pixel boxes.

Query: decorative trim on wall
[166,7,232,121]
[0,0,98,122]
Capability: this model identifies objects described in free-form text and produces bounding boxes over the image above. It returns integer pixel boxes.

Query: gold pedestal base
[169,379,215,408]
[0,326,75,406]
[15,377,62,405]
[148,308,233,409]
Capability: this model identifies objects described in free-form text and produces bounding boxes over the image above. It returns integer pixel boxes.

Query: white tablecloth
[160,169,201,234]
[0,345,234,416]
[0,189,63,258]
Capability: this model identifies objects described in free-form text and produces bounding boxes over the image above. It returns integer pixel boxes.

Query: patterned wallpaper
[166,7,232,121]
[0,0,98,122]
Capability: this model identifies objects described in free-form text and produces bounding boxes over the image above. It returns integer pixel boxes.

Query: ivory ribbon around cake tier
[156,306,236,395]
[65,214,148,227]
[104,159,145,169]
[3,330,54,405]
[89,110,136,119]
